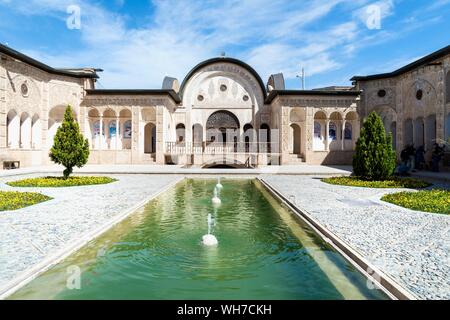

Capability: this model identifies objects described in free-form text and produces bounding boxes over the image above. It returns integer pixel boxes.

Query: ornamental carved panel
[206,110,240,129]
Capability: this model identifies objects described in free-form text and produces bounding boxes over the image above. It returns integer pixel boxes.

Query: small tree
[50,105,89,179]
[353,111,396,180]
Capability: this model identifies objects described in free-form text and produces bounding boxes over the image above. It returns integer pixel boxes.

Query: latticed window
[329,122,337,140]
[314,122,321,138]
[344,123,352,140]
[123,120,132,139]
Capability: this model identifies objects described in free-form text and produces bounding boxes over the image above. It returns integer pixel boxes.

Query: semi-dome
[179,57,267,99]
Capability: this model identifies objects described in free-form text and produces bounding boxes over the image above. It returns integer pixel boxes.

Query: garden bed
[7,176,117,188]
[322,176,430,189]
[382,190,450,215]
[0,191,52,211]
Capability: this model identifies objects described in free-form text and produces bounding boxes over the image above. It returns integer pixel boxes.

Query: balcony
[165,142,276,155]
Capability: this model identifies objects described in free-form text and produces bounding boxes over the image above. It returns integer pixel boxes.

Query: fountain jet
[202,213,218,246]
[216,177,223,190]
[211,186,221,205]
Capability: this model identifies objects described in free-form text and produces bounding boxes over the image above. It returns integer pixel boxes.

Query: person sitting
[431,143,445,172]
[400,144,415,174]
[415,145,426,170]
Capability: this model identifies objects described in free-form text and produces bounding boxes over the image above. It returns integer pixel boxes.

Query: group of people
[398,142,447,174]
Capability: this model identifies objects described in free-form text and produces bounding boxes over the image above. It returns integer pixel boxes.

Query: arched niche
[313,111,327,151]
[289,123,301,155]
[7,110,20,149]
[206,110,240,144]
[144,123,156,154]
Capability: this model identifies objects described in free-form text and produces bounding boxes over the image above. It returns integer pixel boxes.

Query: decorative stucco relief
[6,74,41,116]
[278,97,358,108]
[367,87,396,109]
[83,97,174,108]
[183,62,264,110]
[49,82,83,110]
[403,79,437,119]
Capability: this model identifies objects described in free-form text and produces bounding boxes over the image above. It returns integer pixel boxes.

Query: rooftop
[0,43,100,79]
[351,44,450,81]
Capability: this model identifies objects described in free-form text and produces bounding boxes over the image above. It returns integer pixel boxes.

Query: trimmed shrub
[50,105,89,179]
[353,112,397,180]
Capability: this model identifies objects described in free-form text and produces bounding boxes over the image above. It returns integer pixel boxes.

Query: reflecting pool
[10,179,388,300]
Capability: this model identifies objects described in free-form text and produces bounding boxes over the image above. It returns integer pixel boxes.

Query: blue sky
[0,0,449,90]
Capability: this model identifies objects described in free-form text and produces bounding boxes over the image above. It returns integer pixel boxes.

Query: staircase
[142,153,156,164]
[287,153,305,164]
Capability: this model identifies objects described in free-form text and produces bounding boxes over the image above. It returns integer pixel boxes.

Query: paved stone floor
[263,175,450,300]
[0,174,180,294]
[0,164,353,177]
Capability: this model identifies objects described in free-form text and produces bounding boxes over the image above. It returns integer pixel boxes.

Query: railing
[165,142,275,155]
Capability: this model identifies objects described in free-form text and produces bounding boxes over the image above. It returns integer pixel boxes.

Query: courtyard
[1,0,450,314]
[0,166,448,300]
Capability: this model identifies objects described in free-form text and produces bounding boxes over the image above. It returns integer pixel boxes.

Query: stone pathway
[262,175,450,300]
[0,164,353,177]
[0,174,180,294]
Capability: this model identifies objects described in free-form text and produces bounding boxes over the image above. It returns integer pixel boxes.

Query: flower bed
[382,189,450,215]
[7,176,117,188]
[0,191,52,211]
[322,176,430,189]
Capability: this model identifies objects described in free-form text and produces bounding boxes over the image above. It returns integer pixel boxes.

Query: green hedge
[7,176,117,188]
[382,190,450,215]
[322,176,430,189]
[0,191,52,211]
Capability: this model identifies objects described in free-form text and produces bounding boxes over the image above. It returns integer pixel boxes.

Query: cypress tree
[353,111,397,180]
[50,105,90,179]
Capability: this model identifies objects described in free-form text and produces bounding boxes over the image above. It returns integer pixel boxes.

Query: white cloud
[425,0,450,11]
[0,0,413,89]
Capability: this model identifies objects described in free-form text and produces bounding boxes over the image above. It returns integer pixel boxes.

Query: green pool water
[10,179,389,300]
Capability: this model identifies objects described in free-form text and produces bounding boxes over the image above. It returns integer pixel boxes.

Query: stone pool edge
[258,177,417,301]
[0,177,184,300]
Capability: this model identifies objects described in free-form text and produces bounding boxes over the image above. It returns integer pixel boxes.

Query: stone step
[287,154,305,164]
[142,153,156,164]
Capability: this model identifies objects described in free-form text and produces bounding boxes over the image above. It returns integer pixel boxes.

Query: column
[42,83,50,164]
[105,118,110,150]
[280,106,290,164]
[325,120,330,151]
[423,119,427,150]
[115,117,120,150]
[0,67,6,148]
[99,115,103,150]
[341,120,346,150]
[131,106,140,163]
[155,105,165,164]
[437,72,445,141]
